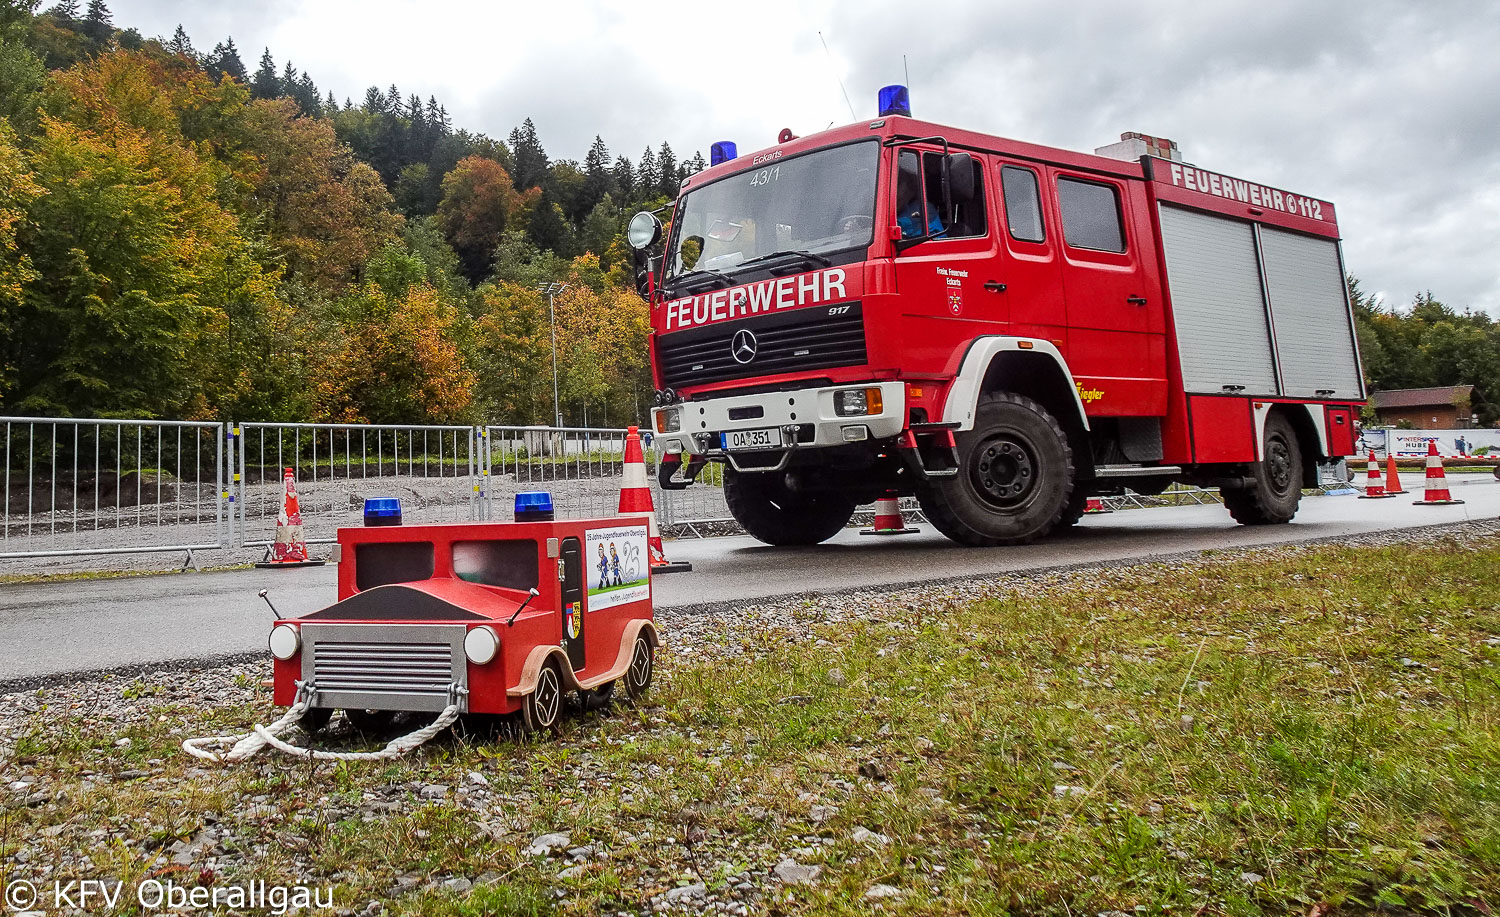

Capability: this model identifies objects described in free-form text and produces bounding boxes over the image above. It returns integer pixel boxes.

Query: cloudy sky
[110,0,1500,314]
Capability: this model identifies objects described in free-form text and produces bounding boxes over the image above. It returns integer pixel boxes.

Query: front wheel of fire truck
[520,660,564,735]
[918,392,1074,546]
[1221,412,1303,525]
[723,468,858,545]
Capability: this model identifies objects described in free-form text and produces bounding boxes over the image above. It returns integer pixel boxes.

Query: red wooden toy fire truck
[632,86,1365,547]
[267,493,658,734]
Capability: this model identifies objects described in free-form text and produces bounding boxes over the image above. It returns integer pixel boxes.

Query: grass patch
[2,538,1496,915]
[0,564,252,585]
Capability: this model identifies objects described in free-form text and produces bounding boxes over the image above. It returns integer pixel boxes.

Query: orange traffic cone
[1358,450,1394,499]
[255,467,325,568]
[619,426,691,573]
[861,494,919,535]
[1083,497,1112,514]
[1414,440,1464,505]
[1383,454,1408,495]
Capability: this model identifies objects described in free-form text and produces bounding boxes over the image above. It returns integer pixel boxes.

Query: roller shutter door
[1158,205,1278,396]
[1260,227,1362,398]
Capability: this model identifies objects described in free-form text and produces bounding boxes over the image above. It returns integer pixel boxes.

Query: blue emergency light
[514,491,555,522]
[710,141,737,166]
[878,84,911,117]
[363,497,402,527]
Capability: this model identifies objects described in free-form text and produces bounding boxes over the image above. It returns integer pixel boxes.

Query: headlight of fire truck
[268,624,301,661]
[835,388,883,417]
[655,407,681,433]
[464,625,500,665]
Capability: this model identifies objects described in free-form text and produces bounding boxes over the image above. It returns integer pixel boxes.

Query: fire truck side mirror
[947,152,976,204]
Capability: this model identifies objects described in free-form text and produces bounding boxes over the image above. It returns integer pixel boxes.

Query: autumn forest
[0,0,694,426]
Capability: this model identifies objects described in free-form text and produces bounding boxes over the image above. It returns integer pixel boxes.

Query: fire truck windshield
[666,140,879,282]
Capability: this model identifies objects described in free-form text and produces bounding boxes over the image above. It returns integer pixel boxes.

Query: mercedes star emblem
[731,329,758,364]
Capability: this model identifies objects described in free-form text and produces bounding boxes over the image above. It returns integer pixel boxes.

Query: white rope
[182,691,461,763]
[250,704,461,761]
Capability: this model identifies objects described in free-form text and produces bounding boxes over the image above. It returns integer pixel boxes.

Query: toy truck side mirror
[506,587,542,626]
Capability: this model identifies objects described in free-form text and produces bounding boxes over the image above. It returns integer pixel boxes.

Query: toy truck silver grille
[300,623,467,713]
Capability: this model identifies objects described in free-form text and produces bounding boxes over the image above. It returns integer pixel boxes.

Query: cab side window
[1056,177,1126,252]
[1001,166,1045,242]
[895,149,988,242]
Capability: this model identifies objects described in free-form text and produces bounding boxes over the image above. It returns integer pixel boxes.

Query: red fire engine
[629,86,1364,546]
[268,495,658,734]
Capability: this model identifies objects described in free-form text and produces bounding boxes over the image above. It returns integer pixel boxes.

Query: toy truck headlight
[268,624,301,661]
[464,626,500,665]
[835,387,883,417]
[655,408,681,434]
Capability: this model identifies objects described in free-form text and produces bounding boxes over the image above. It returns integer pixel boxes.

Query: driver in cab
[896,159,945,239]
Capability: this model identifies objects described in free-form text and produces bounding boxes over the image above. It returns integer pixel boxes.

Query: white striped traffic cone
[255,467,325,568]
[619,426,692,573]
[1358,450,1394,499]
[861,494,919,535]
[1414,440,1464,505]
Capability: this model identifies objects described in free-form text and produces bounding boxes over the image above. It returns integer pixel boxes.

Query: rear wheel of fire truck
[917,392,1073,546]
[624,636,654,701]
[723,468,857,545]
[1221,412,1302,525]
[520,660,564,735]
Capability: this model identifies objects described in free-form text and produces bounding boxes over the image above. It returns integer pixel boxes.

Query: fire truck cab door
[890,147,1002,370]
[560,536,586,672]
[1045,168,1167,416]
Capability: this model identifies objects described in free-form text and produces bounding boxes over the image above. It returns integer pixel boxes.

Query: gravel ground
[2,517,1495,913]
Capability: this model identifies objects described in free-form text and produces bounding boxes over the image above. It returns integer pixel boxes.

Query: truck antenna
[904,54,910,91]
[819,31,858,121]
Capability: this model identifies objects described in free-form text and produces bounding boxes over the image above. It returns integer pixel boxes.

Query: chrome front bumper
[651,381,906,462]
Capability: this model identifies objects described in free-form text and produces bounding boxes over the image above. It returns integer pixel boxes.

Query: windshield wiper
[663,268,734,297]
[736,249,832,270]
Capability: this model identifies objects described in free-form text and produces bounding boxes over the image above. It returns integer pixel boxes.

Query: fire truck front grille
[301,624,466,713]
[658,303,867,389]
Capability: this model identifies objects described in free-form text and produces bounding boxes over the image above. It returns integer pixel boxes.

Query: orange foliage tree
[435,155,539,281]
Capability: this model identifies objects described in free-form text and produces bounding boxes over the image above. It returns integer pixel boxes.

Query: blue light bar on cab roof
[878,84,911,117]
[710,141,737,166]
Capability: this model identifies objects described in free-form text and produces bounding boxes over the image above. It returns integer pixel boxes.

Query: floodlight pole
[540,282,569,428]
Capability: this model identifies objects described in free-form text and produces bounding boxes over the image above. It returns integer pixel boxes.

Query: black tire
[1058,486,1089,528]
[520,660,564,735]
[343,708,395,734]
[299,707,333,733]
[624,636,654,701]
[581,680,616,711]
[917,392,1074,546]
[723,468,857,545]
[1222,412,1302,525]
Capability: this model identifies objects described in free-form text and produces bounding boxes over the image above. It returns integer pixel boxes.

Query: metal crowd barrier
[0,416,224,559]
[2,415,1331,562]
[233,423,478,549]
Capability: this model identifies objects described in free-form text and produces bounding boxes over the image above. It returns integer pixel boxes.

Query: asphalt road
[3,478,1496,687]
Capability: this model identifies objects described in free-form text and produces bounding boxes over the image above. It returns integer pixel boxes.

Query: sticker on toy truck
[586,524,650,610]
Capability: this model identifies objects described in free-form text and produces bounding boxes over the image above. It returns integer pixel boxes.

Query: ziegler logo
[1076,384,1104,404]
